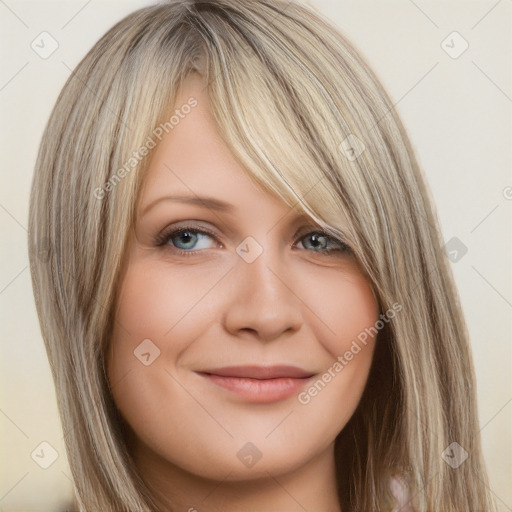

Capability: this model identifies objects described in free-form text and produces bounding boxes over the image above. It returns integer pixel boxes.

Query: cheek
[109,255,222,365]
[106,257,201,416]
[112,258,195,341]
[291,268,380,428]
[106,257,212,460]
[303,266,379,358]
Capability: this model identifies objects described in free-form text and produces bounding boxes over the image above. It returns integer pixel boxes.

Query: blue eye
[296,231,350,254]
[168,229,215,251]
[154,226,220,256]
[155,225,351,256]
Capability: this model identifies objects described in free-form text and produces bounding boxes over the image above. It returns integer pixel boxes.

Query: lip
[196,365,316,403]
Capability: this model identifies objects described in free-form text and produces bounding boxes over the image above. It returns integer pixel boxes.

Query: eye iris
[307,233,327,251]
[175,230,197,249]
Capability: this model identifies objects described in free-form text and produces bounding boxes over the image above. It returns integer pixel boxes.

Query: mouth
[195,365,317,403]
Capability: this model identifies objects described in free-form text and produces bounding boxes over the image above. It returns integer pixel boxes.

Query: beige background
[1,0,511,510]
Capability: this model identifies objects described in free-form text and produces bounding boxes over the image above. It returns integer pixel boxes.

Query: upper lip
[197,365,316,379]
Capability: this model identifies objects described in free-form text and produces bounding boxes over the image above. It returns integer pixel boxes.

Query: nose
[222,241,304,343]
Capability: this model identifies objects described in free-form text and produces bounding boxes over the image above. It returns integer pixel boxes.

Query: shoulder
[388,475,414,511]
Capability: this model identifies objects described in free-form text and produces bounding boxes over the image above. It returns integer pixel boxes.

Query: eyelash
[154,224,351,257]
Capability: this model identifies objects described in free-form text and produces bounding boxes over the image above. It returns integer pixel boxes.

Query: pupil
[179,231,195,247]
[311,234,325,250]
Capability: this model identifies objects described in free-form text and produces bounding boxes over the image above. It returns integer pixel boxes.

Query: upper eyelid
[153,213,348,239]
[159,222,338,239]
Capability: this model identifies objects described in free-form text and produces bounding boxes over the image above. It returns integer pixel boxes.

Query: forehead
[137,74,307,222]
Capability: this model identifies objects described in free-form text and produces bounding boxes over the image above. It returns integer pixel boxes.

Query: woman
[28,0,495,510]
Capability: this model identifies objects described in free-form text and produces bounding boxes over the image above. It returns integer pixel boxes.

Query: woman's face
[108,73,379,483]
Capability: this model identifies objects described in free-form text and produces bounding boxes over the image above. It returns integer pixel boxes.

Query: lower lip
[198,373,313,403]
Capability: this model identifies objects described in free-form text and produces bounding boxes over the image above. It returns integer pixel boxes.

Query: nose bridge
[237,235,286,303]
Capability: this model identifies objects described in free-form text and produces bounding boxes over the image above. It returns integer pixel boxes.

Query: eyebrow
[141,194,236,217]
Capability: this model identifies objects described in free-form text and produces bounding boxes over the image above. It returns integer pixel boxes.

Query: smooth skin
[107,72,380,512]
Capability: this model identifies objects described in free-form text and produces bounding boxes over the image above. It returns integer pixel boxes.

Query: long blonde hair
[28,0,495,510]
